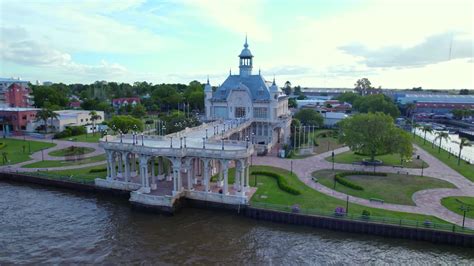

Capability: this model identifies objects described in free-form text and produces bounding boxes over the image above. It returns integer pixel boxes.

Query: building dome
[239,37,253,58]
[204,77,212,92]
[270,77,279,92]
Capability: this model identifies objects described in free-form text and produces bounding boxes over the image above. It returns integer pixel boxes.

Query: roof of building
[239,37,253,58]
[397,94,474,104]
[0,107,39,112]
[0,78,29,84]
[212,74,272,101]
[112,97,141,104]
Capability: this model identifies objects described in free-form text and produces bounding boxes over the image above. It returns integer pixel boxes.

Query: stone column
[150,158,157,190]
[203,159,210,192]
[222,160,229,195]
[172,159,181,196]
[106,151,112,180]
[234,161,241,192]
[118,153,124,177]
[139,155,150,193]
[185,158,192,190]
[124,153,131,182]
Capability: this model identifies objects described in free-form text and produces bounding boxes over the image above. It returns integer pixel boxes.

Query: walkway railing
[251,202,474,235]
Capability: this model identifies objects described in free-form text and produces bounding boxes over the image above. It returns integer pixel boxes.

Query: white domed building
[204,38,291,152]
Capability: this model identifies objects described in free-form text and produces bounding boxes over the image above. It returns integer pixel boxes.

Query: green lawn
[22,154,106,168]
[0,138,56,165]
[38,164,107,182]
[327,150,427,169]
[228,165,451,225]
[48,146,95,157]
[314,169,456,205]
[59,133,101,143]
[441,196,474,219]
[413,135,474,182]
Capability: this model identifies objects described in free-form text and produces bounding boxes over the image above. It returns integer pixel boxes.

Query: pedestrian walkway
[253,145,474,228]
[0,136,106,172]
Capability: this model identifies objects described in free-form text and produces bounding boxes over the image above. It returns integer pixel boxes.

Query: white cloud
[0,26,129,80]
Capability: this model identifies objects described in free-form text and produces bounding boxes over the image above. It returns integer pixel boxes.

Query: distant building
[112,97,140,109]
[396,94,474,114]
[27,110,104,132]
[0,107,39,134]
[4,84,33,107]
[317,111,349,127]
[0,78,33,107]
[68,101,82,109]
[42,81,53,86]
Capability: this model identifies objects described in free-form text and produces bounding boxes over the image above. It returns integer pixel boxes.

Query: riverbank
[1,171,472,247]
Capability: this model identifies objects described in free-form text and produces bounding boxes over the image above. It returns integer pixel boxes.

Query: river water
[1,181,472,264]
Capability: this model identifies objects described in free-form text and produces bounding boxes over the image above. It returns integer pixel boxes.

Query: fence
[18,170,97,185]
[250,202,474,235]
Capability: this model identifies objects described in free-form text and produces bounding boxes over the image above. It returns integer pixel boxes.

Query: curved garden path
[254,145,474,228]
[0,136,106,172]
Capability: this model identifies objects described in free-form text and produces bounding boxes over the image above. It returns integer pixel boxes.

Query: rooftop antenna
[229,68,232,75]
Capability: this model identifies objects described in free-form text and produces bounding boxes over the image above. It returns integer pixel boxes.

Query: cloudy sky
[0,0,473,89]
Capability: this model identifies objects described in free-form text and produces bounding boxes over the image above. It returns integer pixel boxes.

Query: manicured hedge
[0,142,6,149]
[89,168,107,173]
[251,170,301,195]
[334,171,387,191]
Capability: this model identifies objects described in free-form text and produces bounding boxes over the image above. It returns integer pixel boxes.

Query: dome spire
[206,75,209,84]
[244,33,248,48]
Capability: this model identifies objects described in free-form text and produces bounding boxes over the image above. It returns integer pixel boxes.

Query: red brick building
[0,107,38,133]
[4,83,33,107]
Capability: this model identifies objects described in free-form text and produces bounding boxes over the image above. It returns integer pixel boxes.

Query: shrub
[334,171,387,190]
[251,170,301,195]
[54,126,87,139]
[89,168,107,173]
[0,142,6,149]
[362,210,371,217]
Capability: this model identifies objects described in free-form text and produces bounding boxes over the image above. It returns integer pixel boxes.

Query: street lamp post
[170,137,173,148]
[180,137,183,148]
[205,129,208,139]
[221,139,224,150]
[202,137,206,149]
[184,137,187,148]
[141,133,144,146]
[460,205,471,229]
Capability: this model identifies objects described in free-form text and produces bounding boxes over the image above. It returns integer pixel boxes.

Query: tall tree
[338,112,409,162]
[421,125,433,145]
[294,109,324,127]
[455,138,472,165]
[434,131,450,153]
[89,111,102,136]
[35,109,50,133]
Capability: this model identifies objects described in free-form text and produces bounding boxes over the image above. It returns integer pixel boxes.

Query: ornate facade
[205,38,291,151]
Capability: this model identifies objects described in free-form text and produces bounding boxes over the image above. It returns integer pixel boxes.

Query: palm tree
[35,109,51,133]
[455,138,472,165]
[48,110,59,133]
[410,121,420,138]
[421,125,433,145]
[434,131,450,153]
[89,111,102,136]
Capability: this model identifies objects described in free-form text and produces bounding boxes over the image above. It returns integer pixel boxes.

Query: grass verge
[314,169,456,205]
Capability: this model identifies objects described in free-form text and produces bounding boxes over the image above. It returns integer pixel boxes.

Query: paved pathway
[0,136,106,172]
[253,145,474,228]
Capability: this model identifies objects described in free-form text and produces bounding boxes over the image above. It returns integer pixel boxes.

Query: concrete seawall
[244,207,474,248]
[1,172,473,247]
